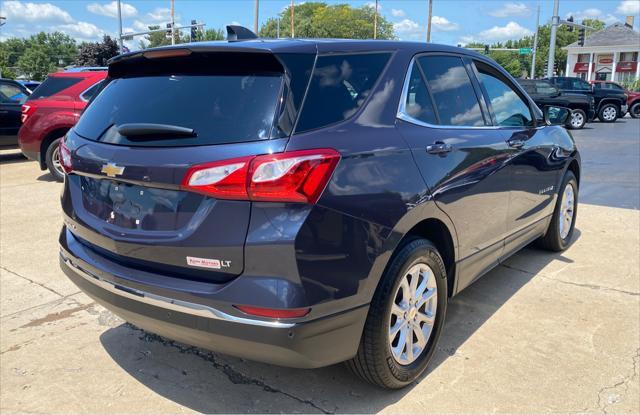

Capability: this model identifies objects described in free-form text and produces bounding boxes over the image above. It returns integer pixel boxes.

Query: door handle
[426,142,453,155]
[507,139,525,149]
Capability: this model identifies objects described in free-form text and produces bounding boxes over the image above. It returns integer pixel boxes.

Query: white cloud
[146,7,177,22]
[364,1,382,12]
[465,21,532,43]
[1,0,72,23]
[87,1,137,18]
[57,21,105,41]
[488,2,530,18]
[391,9,405,18]
[566,9,618,25]
[616,1,640,15]
[393,19,422,40]
[431,16,459,31]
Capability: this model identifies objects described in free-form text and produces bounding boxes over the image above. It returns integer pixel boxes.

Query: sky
[1,0,639,50]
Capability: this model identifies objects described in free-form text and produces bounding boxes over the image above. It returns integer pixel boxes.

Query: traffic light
[190,20,198,42]
[567,16,574,32]
[484,44,490,54]
[166,23,172,39]
[578,28,585,46]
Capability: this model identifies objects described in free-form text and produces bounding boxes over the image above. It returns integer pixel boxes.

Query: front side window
[402,63,437,124]
[418,56,484,126]
[295,53,390,132]
[570,78,591,91]
[0,83,28,104]
[476,64,533,127]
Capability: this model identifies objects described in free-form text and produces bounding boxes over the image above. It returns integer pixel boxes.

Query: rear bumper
[60,251,368,369]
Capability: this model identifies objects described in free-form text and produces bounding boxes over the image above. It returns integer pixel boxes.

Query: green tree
[17,45,57,80]
[195,28,225,42]
[3,32,77,80]
[259,2,395,39]
[75,36,119,66]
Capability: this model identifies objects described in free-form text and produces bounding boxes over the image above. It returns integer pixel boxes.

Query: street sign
[519,48,532,55]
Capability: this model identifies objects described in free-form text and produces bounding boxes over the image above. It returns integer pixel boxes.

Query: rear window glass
[295,53,390,132]
[29,77,82,100]
[74,74,283,147]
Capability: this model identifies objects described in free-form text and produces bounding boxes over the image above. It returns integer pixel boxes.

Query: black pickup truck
[547,76,627,123]
[518,78,594,129]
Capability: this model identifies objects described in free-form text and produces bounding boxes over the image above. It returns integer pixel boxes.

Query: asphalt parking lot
[1,119,639,414]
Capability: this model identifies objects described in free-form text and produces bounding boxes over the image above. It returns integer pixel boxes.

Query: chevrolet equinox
[59,31,580,389]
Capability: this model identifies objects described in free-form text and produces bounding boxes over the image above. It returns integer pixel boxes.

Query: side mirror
[543,105,570,126]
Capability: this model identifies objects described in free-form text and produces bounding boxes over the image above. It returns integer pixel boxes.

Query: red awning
[616,61,638,72]
[574,62,590,73]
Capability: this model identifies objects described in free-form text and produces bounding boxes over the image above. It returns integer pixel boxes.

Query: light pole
[254,0,259,34]
[547,0,559,77]
[373,0,378,39]
[170,0,175,45]
[116,0,123,53]
[531,4,540,78]
[426,0,433,42]
[290,0,295,38]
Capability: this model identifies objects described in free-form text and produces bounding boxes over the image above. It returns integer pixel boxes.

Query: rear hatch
[62,48,315,284]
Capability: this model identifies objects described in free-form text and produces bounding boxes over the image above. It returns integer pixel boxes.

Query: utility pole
[531,4,540,78]
[254,0,259,34]
[116,0,123,53]
[170,0,175,45]
[547,0,559,77]
[426,0,433,42]
[290,0,295,38]
[373,0,378,39]
[277,18,280,38]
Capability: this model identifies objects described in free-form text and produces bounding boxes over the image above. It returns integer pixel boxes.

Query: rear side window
[295,53,390,132]
[519,81,536,95]
[0,83,28,104]
[418,56,485,126]
[29,77,82,100]
[403,63,437,124]
[535,81,557,95]
[74,74,283,147]
[80,80,104,102]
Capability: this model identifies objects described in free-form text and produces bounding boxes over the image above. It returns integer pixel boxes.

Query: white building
[564,17,640,83]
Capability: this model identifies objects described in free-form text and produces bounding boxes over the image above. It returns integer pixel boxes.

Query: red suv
[19,71,107,181]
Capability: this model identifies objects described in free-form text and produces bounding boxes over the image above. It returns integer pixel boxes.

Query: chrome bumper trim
[62,256,296,329]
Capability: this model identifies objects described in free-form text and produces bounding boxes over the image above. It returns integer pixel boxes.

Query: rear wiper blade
[117,123,196,139]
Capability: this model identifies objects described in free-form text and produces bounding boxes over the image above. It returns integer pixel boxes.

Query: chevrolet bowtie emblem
[101,163,125,178]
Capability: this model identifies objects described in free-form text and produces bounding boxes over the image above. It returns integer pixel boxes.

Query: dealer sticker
[186,256,228,269]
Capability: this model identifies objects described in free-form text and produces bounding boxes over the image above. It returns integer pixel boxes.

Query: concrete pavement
[1,121,639,414]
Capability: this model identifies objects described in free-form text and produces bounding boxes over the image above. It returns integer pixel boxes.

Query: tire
[537,171,578,252]
[630,102,640,119]
[598,103,619,123]
[346,239,447,389]
[568,109,586,129]
[45,138,65,182]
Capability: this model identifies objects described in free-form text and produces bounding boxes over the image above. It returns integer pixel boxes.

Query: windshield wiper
[117,123,196,139]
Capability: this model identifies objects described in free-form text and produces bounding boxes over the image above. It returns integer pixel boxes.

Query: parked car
[0,78,30,147]
[17,80,41,92]
[59,35,580,389]
[518,78,594,129]
[18,70,106,181]
[547,76,627,123]
[589,80,640,119]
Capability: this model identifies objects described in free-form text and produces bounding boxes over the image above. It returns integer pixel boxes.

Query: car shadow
[0,151,27,164]
[36,173,58,182]
[99,230,581,413]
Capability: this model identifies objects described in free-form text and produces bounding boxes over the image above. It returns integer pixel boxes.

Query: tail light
[21,104,35,123]
[182,149,340,204]
[59,139,73,174]
[234,305,311,319]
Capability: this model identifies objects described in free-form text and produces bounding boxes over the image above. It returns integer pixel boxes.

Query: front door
[396,54,512,291]
[472,60,562,258]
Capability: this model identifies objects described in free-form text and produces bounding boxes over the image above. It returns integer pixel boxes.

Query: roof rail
[226,25,259,42]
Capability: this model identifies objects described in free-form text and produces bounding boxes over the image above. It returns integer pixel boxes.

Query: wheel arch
[39,127,71,169]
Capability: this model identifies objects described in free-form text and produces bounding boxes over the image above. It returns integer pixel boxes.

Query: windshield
[74,74,283,147]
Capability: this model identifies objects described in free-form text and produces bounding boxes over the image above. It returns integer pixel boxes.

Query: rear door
[472,60,561,257]
[62,51,313,284]
[396,54,511,290]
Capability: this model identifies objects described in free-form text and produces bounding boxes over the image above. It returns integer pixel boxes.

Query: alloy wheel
[602,106,617,121]
[51,145,64,176]
[558,183,575,240]
[570,112,584,128]
[388,263,438,365]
